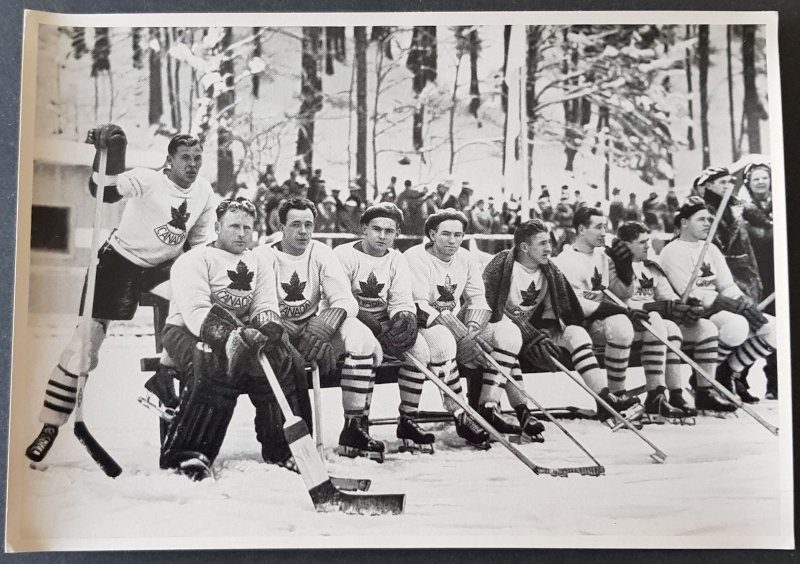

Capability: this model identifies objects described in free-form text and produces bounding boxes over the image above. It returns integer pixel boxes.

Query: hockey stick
[602,290,779,436]
[680,178,737,304]
[758,292,775,311]
[257,351,404,514]
[404,353,597,477]
[73,146,122,478]
[472,348,605,476]
[311,364,324,458]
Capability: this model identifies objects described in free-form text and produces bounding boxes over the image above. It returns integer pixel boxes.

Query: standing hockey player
[615,221,721,418]
[659,198,777,411]
[333,203,426,449]
[403,209,541,449]
[158,197,306,480]
[550,207,649,404]
[25,127,217,463]
[484,219,640,423]
[256,198,385,461]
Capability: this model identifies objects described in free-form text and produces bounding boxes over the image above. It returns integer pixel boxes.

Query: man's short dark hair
[514,219,549,247]
[361,202,404,227]
[278,198,317,224]
[573,206,604,231]
[424,209,468,239]
[616,221,650,243]
[167,134,202,156]
[216,197,256,221]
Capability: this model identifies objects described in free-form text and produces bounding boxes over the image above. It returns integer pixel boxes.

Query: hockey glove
[520,331,560,371]
[380,311,418,358]
[296,308,346,375]
[87,124,127,203]
[713,294,768,331]
[357,310,385,338]
[436,310,493,367]
[225,328,268,380]
[643,300,701,326]
[605,238,634,286]
[684,297,706,325]
[627,308,650,331]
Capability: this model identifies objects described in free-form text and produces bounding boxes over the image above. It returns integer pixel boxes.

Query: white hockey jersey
[658,239,742,308]
[109,168,216,267]
[166,244,279,336]
[627,261,680,309]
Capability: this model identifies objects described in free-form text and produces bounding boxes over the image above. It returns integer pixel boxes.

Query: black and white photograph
[5,9,793,551]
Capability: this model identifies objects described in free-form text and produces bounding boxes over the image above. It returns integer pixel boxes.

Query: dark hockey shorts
[79,242,174,320]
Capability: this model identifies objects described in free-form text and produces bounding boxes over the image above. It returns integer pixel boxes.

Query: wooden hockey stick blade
[330,477,371,492]
[74,422,122,478]
[258,352,404,514]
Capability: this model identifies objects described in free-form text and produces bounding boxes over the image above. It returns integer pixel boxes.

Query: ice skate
[734,374,760,404]
[337,417,386,463]
[509,405,545,444]
[479,402,521,436]
[396,415,435,454]
[454,411,491,450]
[144,365,181,410]
[178,453,214,482]
[137,394,176,422]
[642,386,684,425]
[694,387,738,417]
[25,424,58,463]
[668,389,697,425]
[597,389,643,430]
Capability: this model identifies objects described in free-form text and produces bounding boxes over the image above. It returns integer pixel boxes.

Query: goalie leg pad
[160,344,238,470]
[421,326,457,364]
[60,319,108,375]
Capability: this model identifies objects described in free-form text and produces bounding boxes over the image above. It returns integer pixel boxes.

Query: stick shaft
[311,365,324,457]
[758,292,775,311]
[680,180,737,303]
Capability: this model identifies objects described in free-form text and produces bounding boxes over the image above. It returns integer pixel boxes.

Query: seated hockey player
[158,197,306,481]
[332,203,427,449]
[659,197,777,412]
[550,207,648,416]
[402,209,540,449]
[25,126,217,463]
[255,198,385,461]
[484,219,639,423]
[615,221,719,419]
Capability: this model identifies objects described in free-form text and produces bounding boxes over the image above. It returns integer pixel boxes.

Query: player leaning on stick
[158,197,306,480]
[333,203,424,447]
[403,209,540,449]
[255,198,385,461]
[615,221,719,419]
[25,127,216,463]
[484,219,639,423]
[550,206,649,405]
[660,197,777,411]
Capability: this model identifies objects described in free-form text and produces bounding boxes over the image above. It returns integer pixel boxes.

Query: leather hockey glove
[626,308,650,331]
[296,308,346,375]
[713,294,767,331]
[684,297,706,325]
[380,311,418,358]
[436,310,493,366]
[643,300,702,326]
[604,238,634,286]
[357,310,385,338]
[86,124,127,203]
[521,330,560,371]
[225,328,268,380]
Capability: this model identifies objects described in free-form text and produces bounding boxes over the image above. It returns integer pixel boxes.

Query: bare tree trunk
[468,28,480,119]
[526,26,540,198]
[372,45,385,201]
[684,25,695,151]
[252,27,262,97]
[448,56,462,174]
[217,27,235,196]
[727,25,738,161]
[501,25,511,175]
[165,28,178,131]
[354,26,368,200]
[347,39,356,191]
[742,24,762,154]
[148,28,163,127]
[698,24,710,169]
[173,28,182,131]
[297,27,323,171]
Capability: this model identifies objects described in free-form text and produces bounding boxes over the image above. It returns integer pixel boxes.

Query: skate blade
[609,405,645,432]
[464,440,491,450]
[336,445,386,463]
[699,409,738,419]
[137,395,175,422]
[509,433,545,444]
[397,439,435,454]
[640,414,667,426]
[667,416,696,426]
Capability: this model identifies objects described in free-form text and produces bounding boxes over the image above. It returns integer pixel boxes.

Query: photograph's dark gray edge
[0,0,797,562]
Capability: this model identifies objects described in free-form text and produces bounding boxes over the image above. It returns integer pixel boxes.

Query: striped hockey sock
[717,341,735,365]
[339,353,374,419]
[39,364,79,427]
[604,342,631,393]
[727,336,776,374]
[481,347,524,407]
[571,343,605,393]
[664,334,683,390]
[640,337,666,391]
[435,359,463,414]
[691,335,718,388]
[398,363,426,416]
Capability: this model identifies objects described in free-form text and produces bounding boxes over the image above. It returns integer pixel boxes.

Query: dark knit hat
[693,166,730,189]
[675,196,708,224]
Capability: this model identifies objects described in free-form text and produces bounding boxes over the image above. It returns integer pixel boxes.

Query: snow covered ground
[5,318,793,551]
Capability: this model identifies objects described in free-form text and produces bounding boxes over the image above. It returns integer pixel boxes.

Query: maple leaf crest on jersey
[213,260,254,310]
[519,280,540,307]
[227,260,254,291]
[154,199,191,246]
[431,274,458,312]
[357,271,387,309]
[635,271,654,298]
[279,271,312,318]
[700,262,713,277]
[590,267,605,291]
